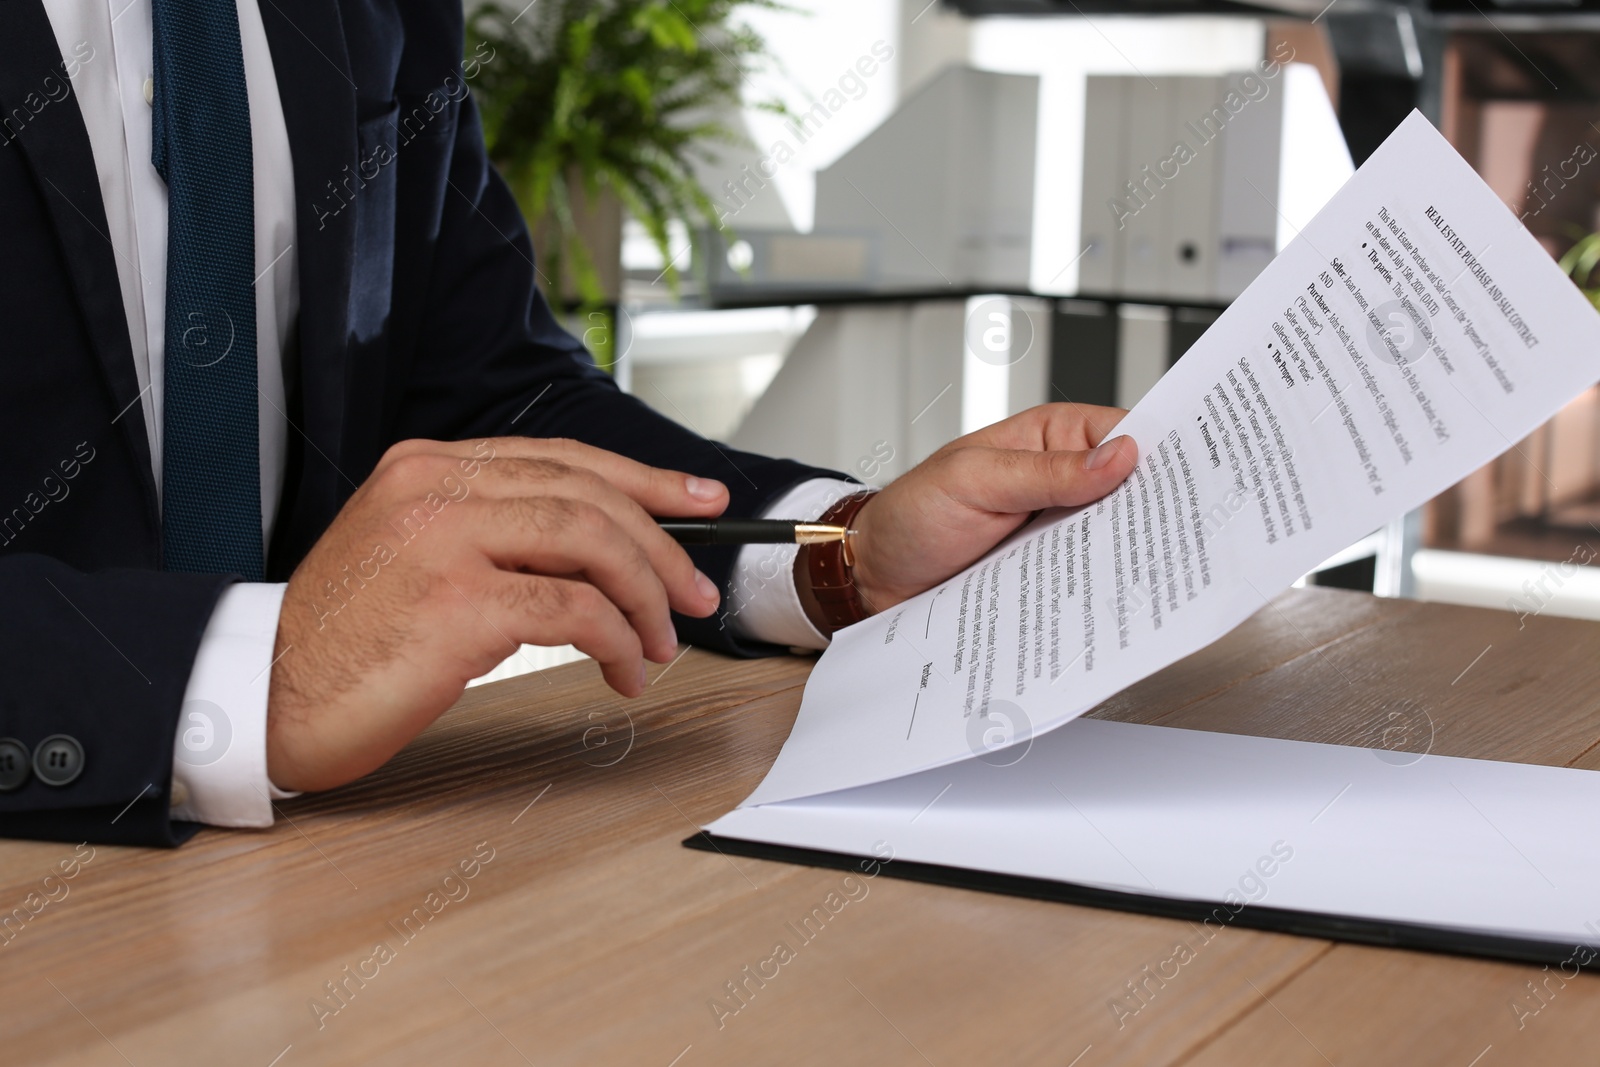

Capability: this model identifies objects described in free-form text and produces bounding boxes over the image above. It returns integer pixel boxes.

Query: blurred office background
[468,0,1600,683]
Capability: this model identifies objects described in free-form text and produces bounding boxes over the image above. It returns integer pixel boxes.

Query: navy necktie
[151,0,263,579]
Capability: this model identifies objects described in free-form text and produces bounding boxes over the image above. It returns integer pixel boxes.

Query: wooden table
[5,587,1600,1065]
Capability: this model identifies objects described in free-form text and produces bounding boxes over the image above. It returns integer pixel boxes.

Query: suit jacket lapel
[0,0,159,520]
[258,0,357,555]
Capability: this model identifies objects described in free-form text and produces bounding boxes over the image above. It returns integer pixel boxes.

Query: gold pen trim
[793,523,855,545]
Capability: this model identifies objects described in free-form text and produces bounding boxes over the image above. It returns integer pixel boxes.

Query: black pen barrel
[658,519,799,545]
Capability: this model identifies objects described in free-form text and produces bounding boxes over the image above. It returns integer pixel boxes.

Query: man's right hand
[265,438,728,792]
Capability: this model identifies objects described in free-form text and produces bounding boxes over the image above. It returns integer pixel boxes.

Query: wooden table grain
[4,587,1599,1066]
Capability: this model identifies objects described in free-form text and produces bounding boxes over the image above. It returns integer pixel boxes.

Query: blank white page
[707,720,1600,948]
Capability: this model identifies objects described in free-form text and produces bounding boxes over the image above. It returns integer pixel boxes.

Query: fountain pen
[657,519,855,546]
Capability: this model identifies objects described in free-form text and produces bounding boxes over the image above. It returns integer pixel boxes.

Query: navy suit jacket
[0,0,835,845]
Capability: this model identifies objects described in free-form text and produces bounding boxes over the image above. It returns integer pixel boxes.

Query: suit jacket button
[33,735,85,787]
[0,739,30,791]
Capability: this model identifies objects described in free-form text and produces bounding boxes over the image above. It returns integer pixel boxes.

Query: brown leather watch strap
[804,490,877,635]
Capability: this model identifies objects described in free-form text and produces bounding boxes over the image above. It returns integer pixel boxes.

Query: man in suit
[0,0,1137,845]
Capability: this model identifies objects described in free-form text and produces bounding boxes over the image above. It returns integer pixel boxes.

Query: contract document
[696,113,1600,960]
[740,111,1600,808]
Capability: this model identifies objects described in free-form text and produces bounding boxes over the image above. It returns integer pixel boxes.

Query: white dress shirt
[42,0,847,829]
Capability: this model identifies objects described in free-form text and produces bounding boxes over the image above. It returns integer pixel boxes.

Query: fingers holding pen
[372,443,722,617]
[359,439,729,697]
[414,444,721,616]
[270,438,733,790]
[465,494,681,664]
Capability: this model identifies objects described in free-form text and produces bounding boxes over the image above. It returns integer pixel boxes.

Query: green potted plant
[1559,229,1600,311]
[467,0,788,343]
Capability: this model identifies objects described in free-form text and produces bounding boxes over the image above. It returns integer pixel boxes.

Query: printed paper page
[742,111,1600,808]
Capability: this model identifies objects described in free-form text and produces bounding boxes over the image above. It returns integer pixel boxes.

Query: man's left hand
[843,403,1137,617]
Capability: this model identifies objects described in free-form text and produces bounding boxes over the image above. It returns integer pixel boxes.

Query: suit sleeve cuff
[723,477,864,652]
[170,582,298,828]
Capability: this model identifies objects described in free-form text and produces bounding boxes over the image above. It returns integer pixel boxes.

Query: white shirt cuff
[170,582,297,827]
[724,478,865,651]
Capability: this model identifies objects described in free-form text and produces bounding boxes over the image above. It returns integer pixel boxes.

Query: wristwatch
[803,490,877,635]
